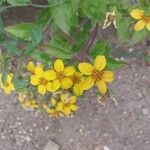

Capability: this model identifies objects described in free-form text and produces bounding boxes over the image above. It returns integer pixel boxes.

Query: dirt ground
[0,58,150,150]
[0,5,150,150]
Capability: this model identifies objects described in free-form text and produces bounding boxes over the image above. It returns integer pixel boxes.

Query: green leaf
[5,23,34,41]
[81,0,107,24]
[13,76,29,92]
[35,8,51,27]
[106,57,125,70]
[7,0,31,6]
[130,29,148,45]
[0,17,3,32]
[46,36,74,59]
[2,42,20,56]
[116,12,132,42]
[51,0,78,34]
[91,41,110,58]
[30,49,51,64]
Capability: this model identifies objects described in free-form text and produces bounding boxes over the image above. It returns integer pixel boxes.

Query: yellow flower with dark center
[78,55,115,95]
[56,94,78,115]
[70,72,85,96]
[0,73,14,94]
[30,66,58,95]
[130,9,150,31]
[48,59,75,91]
[42,98,63,118]
[18,93,38,110]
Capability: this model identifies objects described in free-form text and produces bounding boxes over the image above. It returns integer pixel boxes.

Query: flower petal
[130,9,144,20]
[56,102,63,111]
[94,55,106,71]
[82,77,94,90]
[73,84,83,96]
[134,20,145,31]
[64,66,75,76]
[54,59,64,72]
[62,107,71,115]
[51,98,57,106]
[146,23,150,31]
[102,71,115,82]
[44,70,56,81]
[61,77,73,89]
[78,63,93,75]
[7,74,13,83]
[27,61,35,74]
[60,94,66,102]
[30,76,40,85]
[35,66,44,77]
[70,96,77,103]
[70,105,78,111]
[51,79,60,91]
[96,81,107,95]
[38,84,47,95]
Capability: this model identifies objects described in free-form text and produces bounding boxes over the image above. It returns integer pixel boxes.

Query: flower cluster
[0,55,115,118]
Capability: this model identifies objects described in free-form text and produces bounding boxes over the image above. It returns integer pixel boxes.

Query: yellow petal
[61,77,73,89]
[146,23,150,31]
[82,77,94,90]
[73,84,83,96]
[3,87,11,94]
[134,20,145,31]
[78,63,93,75]
[38,84,47,95]
[70,105,78,111]
[35,66,44,77]
[96,81,107,95]
[70,95,77,103]
[62,107,70,115]
[7,74,13,83]
[51,98,57,106]
[43,104,54,114]
[56,102,63,111]
[27,61,35,74]
[47,79,60,92]
[44,70,56,81]
[94,55,106,71]
[64,66,75,76]
[102,71,115,82]
[30,76,40,85]
[60,94,66,102]
[130,9,144,20]
[54,59,64,72]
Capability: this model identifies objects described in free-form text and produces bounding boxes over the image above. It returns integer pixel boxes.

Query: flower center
[39,78,48,85]
[143,16,150,23]
[71,75,81,84]
[4,82,10,87]
[56,72,65,81]
[91,69,104,81]
[108,15,116,22]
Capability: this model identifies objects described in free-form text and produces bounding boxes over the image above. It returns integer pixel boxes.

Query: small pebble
[142,108,149,115]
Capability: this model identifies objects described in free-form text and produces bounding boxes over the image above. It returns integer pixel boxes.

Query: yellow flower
[102,11,118,29]
[48,59,75,91]
[130,9,150,31]
[0,73,14,94]
[78,55,115,95]
[56,94,78,115]
[27,61,35,74]
[42,98,63,118]
[18,93,38,110]
[30,66,57,95]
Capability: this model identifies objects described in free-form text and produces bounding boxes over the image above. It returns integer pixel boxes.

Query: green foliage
[0,0,150,95]
[51,0,78,34]
[91,41,110,58]
[7,0,31,6]
[81,0,107,24]
[106,57,125,70]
